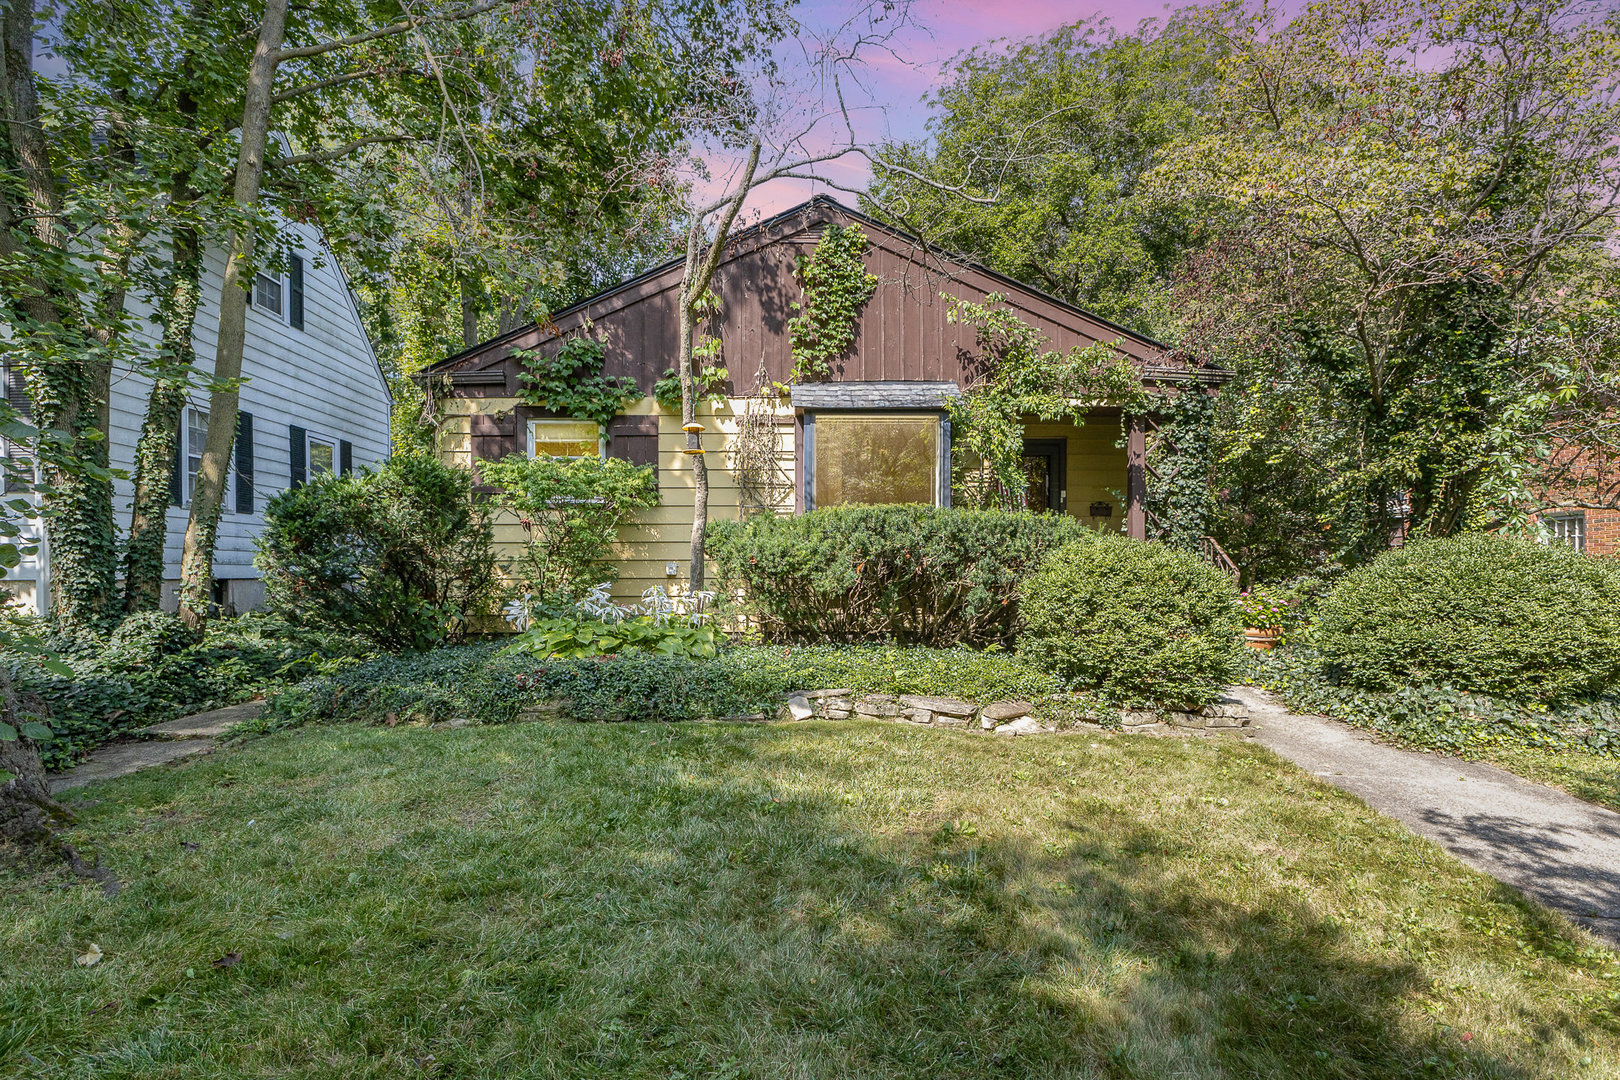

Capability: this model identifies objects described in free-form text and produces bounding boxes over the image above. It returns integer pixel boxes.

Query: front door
[1021,439,1066,513]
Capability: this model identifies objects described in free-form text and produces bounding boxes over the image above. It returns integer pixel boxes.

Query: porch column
[1126,414,1147,540]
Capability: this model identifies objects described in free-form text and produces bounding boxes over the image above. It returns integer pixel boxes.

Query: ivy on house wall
[1143,387,1217,550]
[788,225,877,381]
[946,295,1149,511]
[515,337,640,430]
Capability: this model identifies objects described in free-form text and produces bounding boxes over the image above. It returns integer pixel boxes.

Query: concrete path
[47,702,262,794]
[1229,686,1620,946]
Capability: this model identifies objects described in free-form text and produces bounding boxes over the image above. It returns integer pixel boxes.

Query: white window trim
[526,418,606,460]
[1546,512,1586,553]
[252,270,286,322]
[183,404,233,511]
[305,429,340,477]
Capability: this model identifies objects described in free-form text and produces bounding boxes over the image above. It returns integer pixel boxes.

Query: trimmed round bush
[1312,533,1620,702]
[707,505,1089,646]
[1016,536,1243,707]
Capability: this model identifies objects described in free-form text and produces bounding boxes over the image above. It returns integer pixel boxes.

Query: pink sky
[732,0,1186,213]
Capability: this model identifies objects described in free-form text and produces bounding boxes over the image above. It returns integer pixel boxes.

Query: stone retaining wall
[779,689,1250,735]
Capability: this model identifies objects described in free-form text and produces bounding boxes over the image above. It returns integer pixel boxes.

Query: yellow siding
[438,399,1127,610]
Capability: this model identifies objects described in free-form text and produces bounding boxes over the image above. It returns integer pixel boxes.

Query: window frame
[304,429,339,478]
[183,404,234,510]
[527,418,606,461]
[801,409,951,512]
[252,269,285,320]
[1547,512,1586,553]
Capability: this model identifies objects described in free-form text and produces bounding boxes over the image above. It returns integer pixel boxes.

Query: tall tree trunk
[0,0,122,632]
[124,227,203,612]
[459,273,480,348]
[177,0,289,628]
[679,141,760,593]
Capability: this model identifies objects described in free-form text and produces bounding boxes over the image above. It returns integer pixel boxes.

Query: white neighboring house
[3,218,392,615]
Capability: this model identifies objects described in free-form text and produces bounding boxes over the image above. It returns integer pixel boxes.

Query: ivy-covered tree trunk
[0,669,69,844]
[125,228,203,612]
[1,0,123,632]
[178,0,288,628]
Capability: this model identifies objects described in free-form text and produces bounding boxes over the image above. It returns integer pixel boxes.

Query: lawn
[3,720,1617,1079]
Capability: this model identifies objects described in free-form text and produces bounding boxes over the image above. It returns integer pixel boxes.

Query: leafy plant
[653,364,728,411]
[503,615,721,659]
[946,295,1150,511]
[1017,535,1243,707]
[1311,533,1620,704]
[788,224,877,381]
[515,337,642,429]
[708,506,1091,647]
[480,454,659,602]
[257,456,498,649]
[1238,588,1292,630]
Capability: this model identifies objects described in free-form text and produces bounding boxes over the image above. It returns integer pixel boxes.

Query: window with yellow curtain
[527,418,602,460]
[813,414,939,507]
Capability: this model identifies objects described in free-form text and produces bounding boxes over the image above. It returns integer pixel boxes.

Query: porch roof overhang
[790,381,962,411]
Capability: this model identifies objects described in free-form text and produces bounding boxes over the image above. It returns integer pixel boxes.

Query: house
[419,196,1223,602]
[3,218,393,615]
[1532,443,1620,556]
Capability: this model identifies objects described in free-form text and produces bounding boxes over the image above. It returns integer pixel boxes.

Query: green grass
[4,720,1618,1078]
[1466,745,1620,814]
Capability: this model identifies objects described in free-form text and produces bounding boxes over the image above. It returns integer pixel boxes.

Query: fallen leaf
[1460,1032,1473,1043]
[76,943,103,967]
[211,951,242,969]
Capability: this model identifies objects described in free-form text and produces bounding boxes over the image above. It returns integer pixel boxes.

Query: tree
[1155,0,1620,564]
[866,12,1223,338]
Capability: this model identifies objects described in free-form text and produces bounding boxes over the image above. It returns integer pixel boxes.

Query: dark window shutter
[339,439,352,475]
[288,254,305,330]
[170,418,183,507]
[289,424,306,488]
[235,411,254,513]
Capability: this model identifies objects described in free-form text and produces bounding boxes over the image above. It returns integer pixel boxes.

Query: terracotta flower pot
[1244,627,1282,651]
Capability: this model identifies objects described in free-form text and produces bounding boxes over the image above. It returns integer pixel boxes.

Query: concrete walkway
[47,702,262,794]
[1229,686,1620,946]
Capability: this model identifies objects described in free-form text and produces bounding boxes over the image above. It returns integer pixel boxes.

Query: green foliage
[944,295,1148,510]
[1249,647,1620,760]
[257,457,497,649]
[1311,534,1620,703]
[502,615,721,659]
[515,338,641,429]
[707,506,1090,646]
[652,364,727,411]
[787,224,877,380]
[1017,536,1243,707]
[1144,388,1216,550]
[480,454,659,601]
[867,14,1216,337]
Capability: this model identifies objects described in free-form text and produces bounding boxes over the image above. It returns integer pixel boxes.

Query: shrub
[502,615,721,659]
[1311,533,1620,703]
[707,506,1090,646]
[257,456,497,649]
[1017,536,1243,707]
[479,454,659,602]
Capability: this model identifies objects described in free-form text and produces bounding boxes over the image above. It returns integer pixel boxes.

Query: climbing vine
[515,337,640,430]
[653,364,727,412]
[946,295,1149,511]
[1143,387,1217,549]
[788,224,877,381]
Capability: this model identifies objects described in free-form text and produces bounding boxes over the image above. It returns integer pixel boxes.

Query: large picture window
[811,413,941,508]
[528,418,603,460]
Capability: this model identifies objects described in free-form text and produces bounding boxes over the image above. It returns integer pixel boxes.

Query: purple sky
[730,0,1183,213]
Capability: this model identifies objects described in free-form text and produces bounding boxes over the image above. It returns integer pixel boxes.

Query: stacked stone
[780,690,1055,736]
[1119,694,1250,730]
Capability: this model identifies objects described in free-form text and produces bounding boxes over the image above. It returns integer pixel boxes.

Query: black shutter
[289,424,306,488]
[288,254,304,330]
[170,418,183,506]
[339,439,352,475]
[235,411,254,513]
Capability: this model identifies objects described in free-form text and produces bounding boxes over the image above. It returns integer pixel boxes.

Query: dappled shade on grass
[3,721,1616,1077]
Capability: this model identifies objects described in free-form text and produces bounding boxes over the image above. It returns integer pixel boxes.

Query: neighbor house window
[528,418,603,460]
[1548,513,1585,552]
[253,271,283,318]
[185,406,233,508]
[306,431,337,476]
[810,413,941,508]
